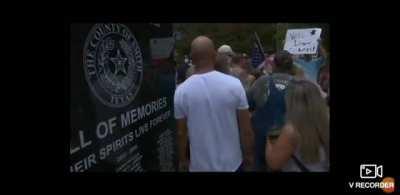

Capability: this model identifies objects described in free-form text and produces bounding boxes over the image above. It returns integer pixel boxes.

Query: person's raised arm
[314,39,328,70]
[318,39,328,61]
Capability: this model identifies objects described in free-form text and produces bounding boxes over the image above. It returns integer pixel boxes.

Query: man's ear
[190,51,197,62]
[210,51,217,61]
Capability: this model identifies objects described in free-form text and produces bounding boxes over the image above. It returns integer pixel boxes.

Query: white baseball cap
[218,45,234,56]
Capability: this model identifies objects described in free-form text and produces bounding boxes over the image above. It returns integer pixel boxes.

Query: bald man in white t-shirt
[174,36,254,172]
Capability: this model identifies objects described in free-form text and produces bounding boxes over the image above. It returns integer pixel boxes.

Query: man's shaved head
[190,36,216,68]
[191,36,215,52]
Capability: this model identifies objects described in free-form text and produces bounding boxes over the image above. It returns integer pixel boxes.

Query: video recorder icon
[360,164,383,179]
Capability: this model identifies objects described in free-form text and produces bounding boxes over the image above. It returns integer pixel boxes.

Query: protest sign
[284,28,321,54]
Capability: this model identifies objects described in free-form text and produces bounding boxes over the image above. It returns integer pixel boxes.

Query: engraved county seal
[83,23,143,108]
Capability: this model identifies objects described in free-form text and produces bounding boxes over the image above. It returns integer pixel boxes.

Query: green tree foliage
[174,23,329,66]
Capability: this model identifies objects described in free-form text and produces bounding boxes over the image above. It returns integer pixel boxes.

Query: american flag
[251,32,265,69]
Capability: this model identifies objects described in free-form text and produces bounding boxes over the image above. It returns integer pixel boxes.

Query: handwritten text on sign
[284,28,322,54]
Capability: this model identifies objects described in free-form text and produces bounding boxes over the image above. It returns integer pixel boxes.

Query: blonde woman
[266,79,329,172]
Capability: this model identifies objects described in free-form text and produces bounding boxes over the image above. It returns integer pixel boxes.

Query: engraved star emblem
[110,49,127,75]
[311,30,316,35]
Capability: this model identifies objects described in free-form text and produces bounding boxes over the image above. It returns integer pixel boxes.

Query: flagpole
[254,32,265,55]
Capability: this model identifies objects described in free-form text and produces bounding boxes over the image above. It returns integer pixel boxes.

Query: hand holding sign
[284,28,322,54]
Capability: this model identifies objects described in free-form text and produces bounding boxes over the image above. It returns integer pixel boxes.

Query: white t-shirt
[174,70,249,171]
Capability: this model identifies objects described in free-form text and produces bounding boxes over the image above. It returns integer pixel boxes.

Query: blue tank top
[251,74,292,171]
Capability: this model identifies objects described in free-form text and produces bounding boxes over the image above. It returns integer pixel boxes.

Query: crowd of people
[174,35,330,172]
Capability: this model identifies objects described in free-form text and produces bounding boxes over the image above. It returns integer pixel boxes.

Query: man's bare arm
[177,118,189,171]
[266,124,297,171]
[237,109,255,170]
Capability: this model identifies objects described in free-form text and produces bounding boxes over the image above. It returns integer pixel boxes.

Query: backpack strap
[291,154,310,172]
[266,74,279,94]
